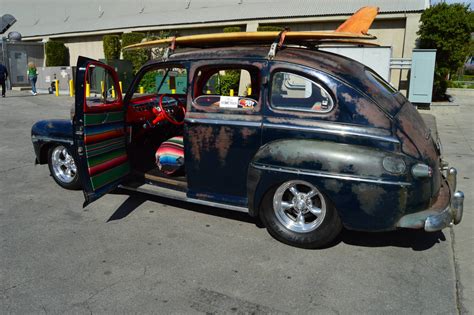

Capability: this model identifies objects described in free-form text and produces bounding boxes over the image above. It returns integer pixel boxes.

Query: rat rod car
[31,44,464,248]
[31,5,466,248]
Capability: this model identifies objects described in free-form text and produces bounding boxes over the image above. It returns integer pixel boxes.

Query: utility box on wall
[321,46,391,81]
[99,59,134,92]
[36,67,75,92]
[408,49,436,106]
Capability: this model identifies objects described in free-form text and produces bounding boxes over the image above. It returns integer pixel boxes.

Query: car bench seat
[155,136,185,175]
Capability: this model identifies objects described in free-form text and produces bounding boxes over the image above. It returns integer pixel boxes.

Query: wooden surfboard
[123,31,377,51]
[123,6,380,51]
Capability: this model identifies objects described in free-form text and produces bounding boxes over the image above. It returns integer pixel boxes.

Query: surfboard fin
[336,6,379,35]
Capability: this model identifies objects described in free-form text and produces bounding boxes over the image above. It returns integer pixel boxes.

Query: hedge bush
[257,25,283,32]
[103,35,121,60]
[223,26,242,33]
[45,41,69,66]
[219,70,241,96]
[122,32,148,74]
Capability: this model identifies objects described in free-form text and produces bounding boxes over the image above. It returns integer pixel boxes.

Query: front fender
[247,139,417,231]
[31,119,73,164]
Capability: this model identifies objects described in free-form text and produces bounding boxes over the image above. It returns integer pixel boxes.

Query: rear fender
[247,139,416,231]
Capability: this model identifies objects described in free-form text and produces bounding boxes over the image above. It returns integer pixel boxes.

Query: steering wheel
[151,94,186,126]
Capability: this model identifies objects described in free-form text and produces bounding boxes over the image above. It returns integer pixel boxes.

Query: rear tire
[260,180,342,249]
[47,144,81,190]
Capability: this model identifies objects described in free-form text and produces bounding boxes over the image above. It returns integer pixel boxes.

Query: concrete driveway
[0,90,472,314]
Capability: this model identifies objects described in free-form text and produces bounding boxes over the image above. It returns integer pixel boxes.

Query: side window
[271,72,334,113]
[193,67,259,111]
[85,64,119,107]
[131,67,187,99]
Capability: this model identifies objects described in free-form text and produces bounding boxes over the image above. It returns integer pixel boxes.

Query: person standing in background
[27,62,38,95]
[0,62,8,98]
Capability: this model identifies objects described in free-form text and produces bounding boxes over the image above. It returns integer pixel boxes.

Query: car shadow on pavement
[107,188,257,225]
[337,228,447,251]
[107,189,447,251]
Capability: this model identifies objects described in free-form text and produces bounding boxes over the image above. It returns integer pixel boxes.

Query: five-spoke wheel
[260,180,342,248]
[273,180,327,233]
[48,145,81,190]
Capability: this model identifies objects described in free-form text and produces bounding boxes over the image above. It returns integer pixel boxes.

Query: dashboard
[126,94,186,124]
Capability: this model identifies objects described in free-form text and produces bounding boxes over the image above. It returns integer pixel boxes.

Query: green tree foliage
[122,32,148,74]
[102,35,121,60]
[417,3,473,98]
[45,41,69,66]
[223,26,242,33]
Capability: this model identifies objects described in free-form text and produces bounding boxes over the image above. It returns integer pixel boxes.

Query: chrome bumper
[397,167,464,232]
[425,190,464,232]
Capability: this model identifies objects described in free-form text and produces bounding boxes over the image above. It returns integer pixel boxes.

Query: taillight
[411,163,432,178]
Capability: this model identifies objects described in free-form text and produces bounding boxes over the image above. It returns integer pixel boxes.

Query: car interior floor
[127,126,187,189]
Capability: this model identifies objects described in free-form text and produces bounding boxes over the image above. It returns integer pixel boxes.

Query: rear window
[366,70,397,95]
[364,69,405,115]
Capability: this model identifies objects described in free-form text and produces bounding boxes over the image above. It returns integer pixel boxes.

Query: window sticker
[239,98,257,108]
[219,96,239,108]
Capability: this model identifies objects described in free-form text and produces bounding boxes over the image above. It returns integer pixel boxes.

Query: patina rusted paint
[32,45,446,231]
[340,92,391,129]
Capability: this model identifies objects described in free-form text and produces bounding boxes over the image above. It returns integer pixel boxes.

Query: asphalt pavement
[0,90,472,314]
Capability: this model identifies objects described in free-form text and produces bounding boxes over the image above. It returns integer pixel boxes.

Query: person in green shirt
[27,62,38,95]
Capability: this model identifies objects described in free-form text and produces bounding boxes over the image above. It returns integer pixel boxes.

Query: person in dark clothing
[0,62,8,97]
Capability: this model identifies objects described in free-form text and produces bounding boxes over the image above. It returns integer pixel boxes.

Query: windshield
[131,67,187,99]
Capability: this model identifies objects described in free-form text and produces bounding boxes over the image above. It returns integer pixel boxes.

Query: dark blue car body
[32,46,464,244]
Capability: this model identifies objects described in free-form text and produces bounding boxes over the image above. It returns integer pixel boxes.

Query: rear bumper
[397,167,464,231]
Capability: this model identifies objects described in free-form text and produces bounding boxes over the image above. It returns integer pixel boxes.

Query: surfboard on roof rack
[123,6,380,52]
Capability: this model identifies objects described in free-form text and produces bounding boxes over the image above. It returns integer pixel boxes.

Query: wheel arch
[247,139,413,231]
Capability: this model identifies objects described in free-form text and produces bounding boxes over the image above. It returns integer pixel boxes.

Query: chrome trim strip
[263,122,400,144]
[31,135,74,145]
[185,118,261,128]
[251,163,411,186]
[120,184,249,213]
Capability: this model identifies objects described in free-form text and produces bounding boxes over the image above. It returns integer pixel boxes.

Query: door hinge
[75,126,84,136]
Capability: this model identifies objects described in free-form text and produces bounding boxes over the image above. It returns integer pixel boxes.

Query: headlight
[382,156,406,174]
[411,163,433,178]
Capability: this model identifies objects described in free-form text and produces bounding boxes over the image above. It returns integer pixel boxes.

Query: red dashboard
[126,94,186,124]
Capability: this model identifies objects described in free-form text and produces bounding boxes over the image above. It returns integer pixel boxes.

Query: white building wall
[62,35,106,66]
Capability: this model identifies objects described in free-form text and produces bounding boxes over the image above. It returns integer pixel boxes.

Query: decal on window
[219,96,239,108]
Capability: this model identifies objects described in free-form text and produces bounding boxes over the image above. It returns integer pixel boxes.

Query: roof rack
[163,36,177,60]
[267,27,290,60]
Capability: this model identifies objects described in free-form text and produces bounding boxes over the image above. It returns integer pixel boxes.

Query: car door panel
[183,61,266,206]
[74,56,130,206]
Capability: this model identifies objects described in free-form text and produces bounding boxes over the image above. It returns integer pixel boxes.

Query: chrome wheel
[50,145,77,184]
[273,180,327,233]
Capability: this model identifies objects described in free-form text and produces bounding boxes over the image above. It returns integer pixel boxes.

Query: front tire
[260,180,342,249]
[47,144,81,190]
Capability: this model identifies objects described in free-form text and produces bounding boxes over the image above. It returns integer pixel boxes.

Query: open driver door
[74,56,130,207]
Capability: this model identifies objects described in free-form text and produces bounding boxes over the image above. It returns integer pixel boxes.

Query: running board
[119,183,249,213]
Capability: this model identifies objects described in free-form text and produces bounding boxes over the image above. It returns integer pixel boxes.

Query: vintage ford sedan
[31,46,464,248]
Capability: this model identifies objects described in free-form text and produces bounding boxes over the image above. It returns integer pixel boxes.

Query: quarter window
[271,72,334,113]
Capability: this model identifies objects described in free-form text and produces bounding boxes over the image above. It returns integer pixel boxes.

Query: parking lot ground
[429,93,474,314]
[0,90,472,314]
